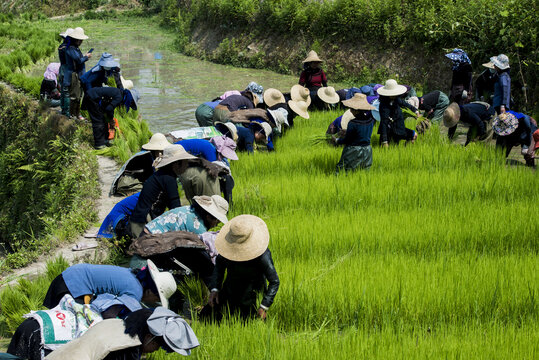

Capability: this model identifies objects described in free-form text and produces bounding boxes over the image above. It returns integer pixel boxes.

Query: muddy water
[41,19,345,133]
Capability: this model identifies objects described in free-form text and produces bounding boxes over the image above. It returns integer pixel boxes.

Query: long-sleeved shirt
[80,66,123,91]
[209,248,279,309]
[299,68,327,90]
[493,71,511,109]
[337,116,375,147]
[377,96,417,143]
[130,168,181,223]
[145,205,207,235]
[85,87,124,116]
[63,45,88,87]
[97,193,140,238]
[447,102,495,141]
[219,95,254,112]
[175,139,218,162]
[419,91,440,114]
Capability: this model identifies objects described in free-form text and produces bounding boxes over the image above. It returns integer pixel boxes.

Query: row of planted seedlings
[148,110,539,358]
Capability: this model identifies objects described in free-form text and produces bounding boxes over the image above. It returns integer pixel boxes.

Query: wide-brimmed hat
[253,122,272,143]
[493,112,519,136]
[341,110,355,131]
[120,76,134,90]
[482,62,495,69]
[342,93,376,110]
[317,86,340,104]
[263,88,285,107]
[153,144,197,169]
[210,135,238,160]
[147,307,199,355]
[69,27,89,40]
[96,52,120,69]
[59,28,74,38]
[376,79,407,97]
[268,108,289,132]
[147,260,177,309]
[443,102,461,128]
[302,50,323,63]
[290,84,312,106]
[215,214,270,261]
[288,100,309,119]
[371,99,381,122]
[490,54,510,70]
[245,82,264,104]
[142,133,170,151]
[244,90,259,107]
[193,195,229,224]
[214,122,238,142]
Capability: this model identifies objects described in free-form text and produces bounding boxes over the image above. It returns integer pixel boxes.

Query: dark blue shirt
[63,45,88,87]
[337,117,375,146]
[493,71,511,109]
[175,139,218,162]
[80,66,122,91]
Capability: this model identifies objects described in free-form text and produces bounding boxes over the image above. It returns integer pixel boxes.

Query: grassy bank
[153,0,539,113]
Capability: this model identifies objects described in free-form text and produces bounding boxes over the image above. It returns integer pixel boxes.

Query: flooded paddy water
[33,18,347,134]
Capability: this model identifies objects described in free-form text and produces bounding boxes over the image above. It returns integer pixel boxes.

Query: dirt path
[1,155,121,286]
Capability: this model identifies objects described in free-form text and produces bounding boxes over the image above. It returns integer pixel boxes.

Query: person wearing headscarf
[201,215,279,322]
[475,61,498,102]
[490,54,512,114]
[333,94,376,172]
[61,27,92,119]
[80,52,123,91]
[377,79,419,147]
[418,90,450,123]
[40,62,61,107]
[43,307,198,359]
[443,101,495,145]
[82,86,139,149]
[445,48,473,105]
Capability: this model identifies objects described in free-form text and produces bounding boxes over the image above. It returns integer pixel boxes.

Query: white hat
[288,100,309,119]
[317,86,340,104]
[142,133,170,151]
[153,144,197,169]
[341,110,355,131]
[290,84,312,106]
[69,27,89,40]
[268,108,288,132]
[215,215,270,261]
[147,260,177,309]
[376,79,407,96]
[120,76,134,90]
[193,195,229,224]
[256,122,273,143]
[490,54,510,70]
[59,28,74,38]
[215,122,238,142]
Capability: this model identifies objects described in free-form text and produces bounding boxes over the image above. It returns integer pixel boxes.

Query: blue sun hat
[245,82,264,104]
[123,88,140,113]
[445,48,471,70]
[96,53,120,70]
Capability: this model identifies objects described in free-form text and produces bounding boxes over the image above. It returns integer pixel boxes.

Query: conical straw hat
[302,50,323,63]
[317,86,340,104]
[215,215,270,262]
[443,102,461,128]
[290,84,311,106]
[288,100,309,119]
[263,88,285,108]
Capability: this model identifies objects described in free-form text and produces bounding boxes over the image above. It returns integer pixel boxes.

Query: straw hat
[153,144,197,169]
[376,79,407,97]
[288,100,309,119]
[482,62,495,69]
[59,28,74,38]
[193,195,229,224]
[490,54,510,70]
[120,76,134,90]
[290,84,312,106]
[443,102,461,128]
[215,122,238,142]
[493,112,519,136]
[69,27,89,40]
[342,93,376,110]
[215,214,270,262]
[302,50,323,63]
[317,86,340,104]
[263,88,285,108]
[142,133,170,151]
[147,260,177,309]
[341,110,355,131]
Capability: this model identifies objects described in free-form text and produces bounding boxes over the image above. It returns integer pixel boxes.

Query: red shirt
[299,69,327,89]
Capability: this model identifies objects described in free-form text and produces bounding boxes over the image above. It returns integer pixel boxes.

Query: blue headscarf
[445,48,471,70]
[123,88,139,113]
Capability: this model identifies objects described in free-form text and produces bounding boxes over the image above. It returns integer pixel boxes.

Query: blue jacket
[63,45,88,87]
[493,71,511,109]
[97,192,140,238]
[175,139,218,162]
[80,65,122,91]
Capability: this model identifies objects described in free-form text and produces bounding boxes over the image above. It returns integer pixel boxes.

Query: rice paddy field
[149,112,539,359]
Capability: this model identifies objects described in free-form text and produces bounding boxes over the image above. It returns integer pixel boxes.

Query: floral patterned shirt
[144,206,207,235]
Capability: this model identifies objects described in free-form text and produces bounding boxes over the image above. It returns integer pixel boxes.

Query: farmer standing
[490,54,512,114]
[445,48,473,105]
